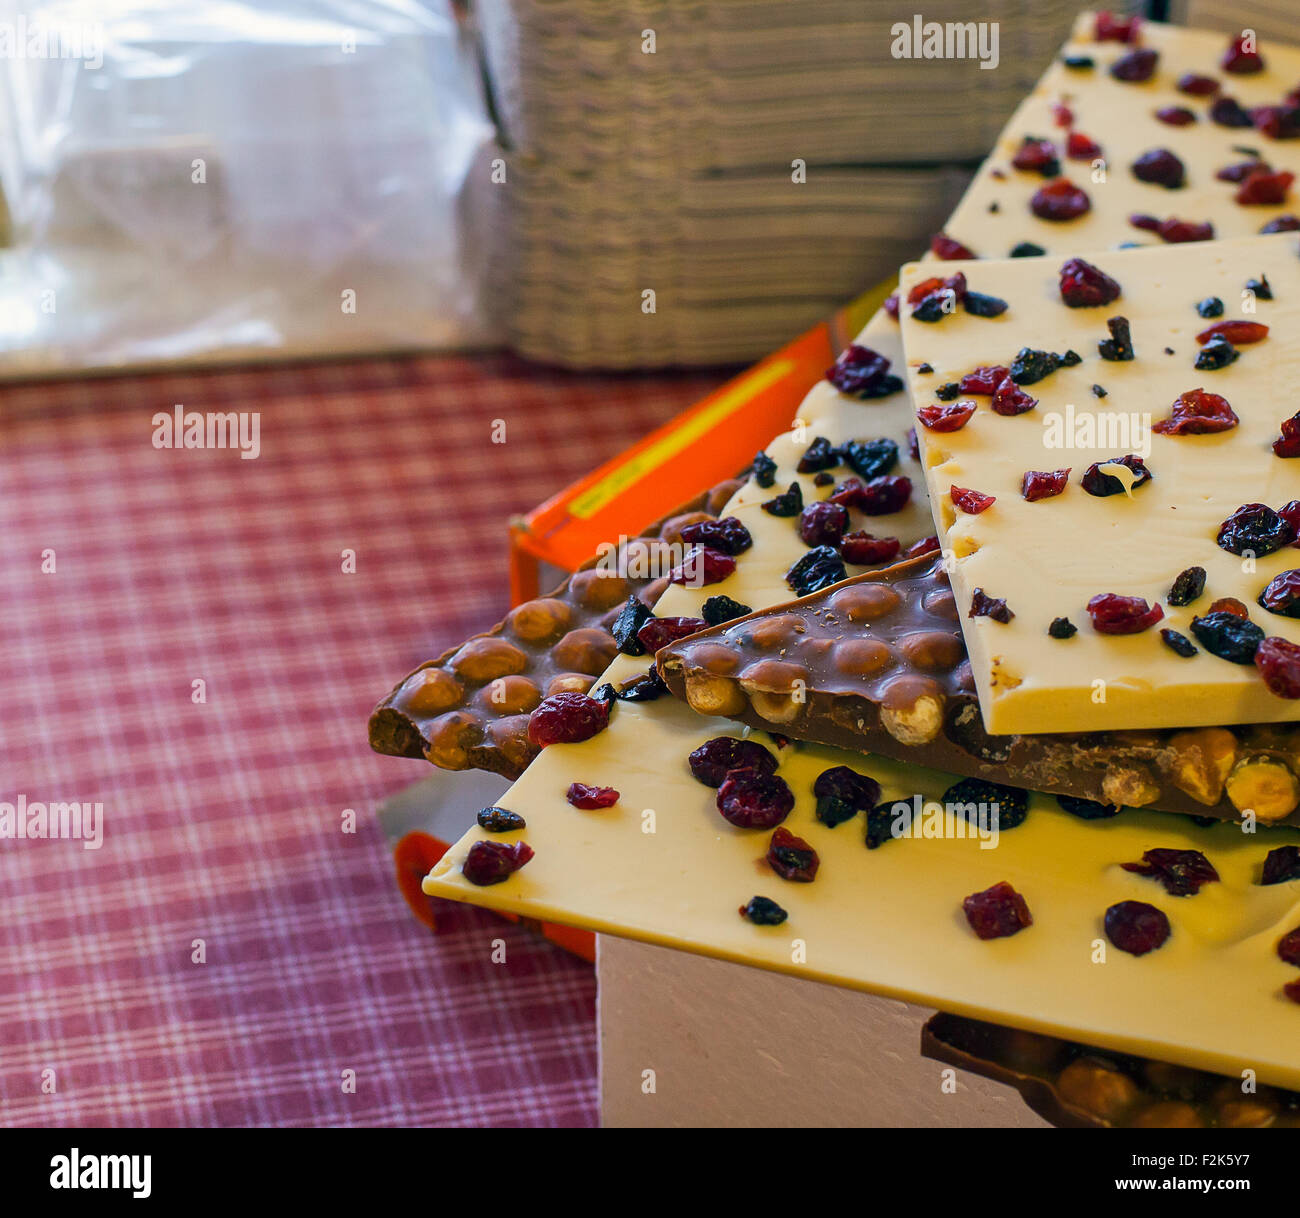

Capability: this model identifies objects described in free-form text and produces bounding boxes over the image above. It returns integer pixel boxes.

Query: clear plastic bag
[0,0,500,377]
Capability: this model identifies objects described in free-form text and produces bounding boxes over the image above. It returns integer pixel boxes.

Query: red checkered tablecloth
[0,353,728,1127]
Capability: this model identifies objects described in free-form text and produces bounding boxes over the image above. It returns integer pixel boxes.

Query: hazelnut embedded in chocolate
[474,675,542,716]
[570,568,632,611]
[449,637,529,683]
[878,675,944,745]
[424,710,483,770]
[480,715,535,774]
[897,630,964,672]
[737,614,804,650]
[552,627,619,675]
[683,671,747,717]
[828,583,902,622]
[1129,1100,1203,1128]
[398,666,465,715]
[679,642,742,676]
[739,659,810,724]
[830,638,895,677]
[547,672,595,696]
[1056,1058,1140,1123]
[922,587,959,621]
[506,597,572,643]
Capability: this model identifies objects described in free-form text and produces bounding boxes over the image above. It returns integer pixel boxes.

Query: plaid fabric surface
[0,353,727,1127]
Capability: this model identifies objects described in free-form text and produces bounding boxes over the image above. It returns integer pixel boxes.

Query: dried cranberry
[612,595,655,655]
[853,474,912,515]
[1237,168,1294,205]
[1087,593,1163,635]
[1256,636,1300,698]
[963,881,1032,940]
[1129,212,1160,231]
[761,481,803,517]
[1262,845,1300,885]
[1177,72,1218,96]
[904,535,941,560]
[1048,617,1077,639]
[680,516,752,556]
[1121,848,1219,896]
[917,401,975,432]
[826,344,903,398]
[1052,102,1073,127]
[1286,978,1300,1003]
[688,737,777,787]
[1105,900,1171,956]
[991,376,1037,416]
[1156,216,1215,243]
[1195,334,1239,370]
[1274,413,1300,457]
[1217,502,1296,556]
[930,232,975,259]
[963,291,1008,318]
[1189,611,1264,664]
[1111,47,1158,82]
[717,769,795,829]
[950,486,995,515]
[840,532,900,566]
[840,437,899,479]
[1011,137,1060,176]
[1152,388,1239,435]
[1196,319,1269,345]
[1095,11,1140,42]
[1281,500,1300,536]
[701,595,751,626]
[883,293,899,320]
[798,501,849,547]
[752,450,777,487]
[477,806,526,833]
[1252,105,1300,140]
[959,365,1010,394]
[970,588,1013,623]
[1021,468,1070,501]
[1057,794,1121,819]
[739,895,787,925]
[1155,106,1196,127]
[1221,34,1264,74]
[462,839,534,886]
[1278,926,1300,967]
[1059,258,1121,307]
[786,546,847,596]
[636,616,707,653]
[1080,454,1152,496]
[796,435,839,473]
[567,782,619,809]
[1262,214,1300,232]
[1132,148,1186,188]
[1031,178,1091,221]
[1258,570,1300,617]
[1208,597,1249,618]
[527,691,611,748]
[907,428,920,461]
[766,827,820,882]
[1098,316,1135,361]
[1065,130,1102,159]
[1216,158,1265,183]
[668,545,736,587]
[1168,567,1207,604]
[1209,96,1252,130]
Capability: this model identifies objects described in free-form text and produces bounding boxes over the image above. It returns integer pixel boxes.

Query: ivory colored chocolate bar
[897,233,1300,736]
[938,15,1300,258]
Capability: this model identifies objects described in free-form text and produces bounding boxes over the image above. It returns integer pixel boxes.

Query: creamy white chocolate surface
[898,234,1300,734]
[942,16,1300,258]
[425,316,1300,1089]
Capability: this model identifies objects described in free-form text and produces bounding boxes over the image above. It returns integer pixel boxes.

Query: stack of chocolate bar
[375,13,1300,1127]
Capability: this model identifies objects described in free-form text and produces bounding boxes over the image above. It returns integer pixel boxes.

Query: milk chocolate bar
[369,477,743,779]
[922,1012,1300,1129]
[656,553,1300,826]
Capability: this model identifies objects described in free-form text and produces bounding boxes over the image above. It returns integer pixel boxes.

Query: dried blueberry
[813,766,881,822]
[1010,348,1065,384]
[740,895,788,925]
[943,777,1029,831]
[826,344,904,398]
[1196,296,1224,318]
[612,595,654,655]
[688,737,777,788]
[1048,616,1077,639]
[1057,795,1122,820]
[935,382,960,401]
[796,436,839,474]
[701,594,752,626]
[1195,334,1239,370]
[1216,502,1296,557]
[840,437,899,479]
[1098,315,1135,361]
[1080,454,1152,496]
[1210,96,1253,128]
[816,795,857,828]
[1189,611,1264,664]
[1092,384,1107,398]
[761,481,803,517]
[477,806,526,833]
[1168,566,1206,607]
[1010,241,1047,257]
[865,800,904,849]
[1131,148,1186,189]
[1247,275,1273,301]
[1160,628,1198,657]
[1121,848,1219,897]
[786,546,847,596]
[752,450,777,488]
[1062,55,1094,70]
[1262,845,1300,886]
[964,291,1008,318]
[614,668,668,702]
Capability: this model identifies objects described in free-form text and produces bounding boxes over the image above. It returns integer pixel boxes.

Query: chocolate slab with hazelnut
[656,554,1300,828]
